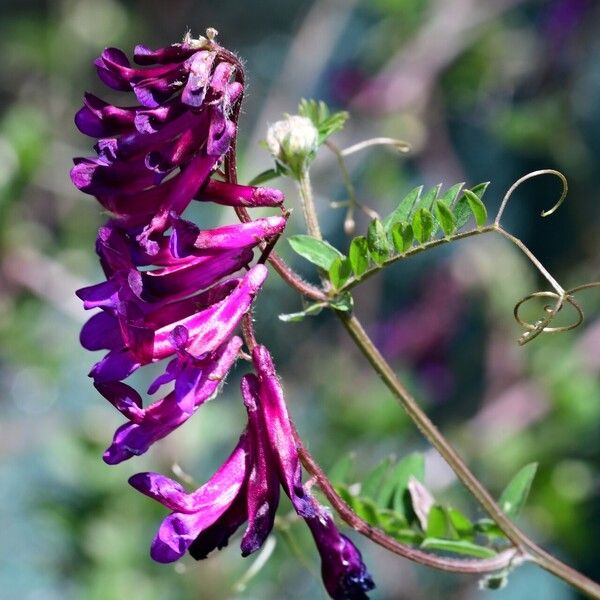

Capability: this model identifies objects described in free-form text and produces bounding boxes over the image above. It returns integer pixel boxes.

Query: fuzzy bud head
[266,115,318,178]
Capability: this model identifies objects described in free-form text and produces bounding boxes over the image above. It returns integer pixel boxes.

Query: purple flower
[130,345,374,599]
[99,335,243,464]
[71,38,284,253]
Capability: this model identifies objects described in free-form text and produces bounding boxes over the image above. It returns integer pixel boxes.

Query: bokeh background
[1,0,600,598]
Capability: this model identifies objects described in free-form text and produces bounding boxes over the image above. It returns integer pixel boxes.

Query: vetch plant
[72,30,600,599]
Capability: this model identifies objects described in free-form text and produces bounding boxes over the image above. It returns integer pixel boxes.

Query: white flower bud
[266,115,319,177]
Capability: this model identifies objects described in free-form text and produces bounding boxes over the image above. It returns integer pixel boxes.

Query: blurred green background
[1,0,600,598]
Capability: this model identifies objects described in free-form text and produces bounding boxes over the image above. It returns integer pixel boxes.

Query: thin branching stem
[293,171,600,598]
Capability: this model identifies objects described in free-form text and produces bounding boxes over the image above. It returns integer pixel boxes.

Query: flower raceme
[72,32,374,599]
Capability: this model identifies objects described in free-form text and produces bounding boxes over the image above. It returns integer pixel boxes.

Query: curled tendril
[513,282,600,345]
[495,169,568,226]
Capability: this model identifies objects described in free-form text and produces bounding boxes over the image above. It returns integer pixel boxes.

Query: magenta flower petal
[181,51,216,107]
[94,381,145,423]
[200,179,284,208]
[102,336,242,463]
[192,217,287,252]
[251,345,313,517]
[240,374,280,556]
[80,311,121,351]
[188,491,248,560]
[90,349,140,383]
[151,265,267,360]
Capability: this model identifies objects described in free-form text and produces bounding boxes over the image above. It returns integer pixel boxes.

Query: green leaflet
[414,184,442,213]
[426,506,459,539]
[463,189,488,227]
[434,200,457,236]
[349,236,369,279]
[328,452,355,485]
[376,452,425,513]
[288,235,344,270]
[247,167,281,186]
[278,302,326,322]
[329,256,352,289]
[439,182,465,206]
[453,182,489,228]
[361,456,393,499]
[367,219,390,265]
[421,538,497,559]
[412,208,434,243]
[383,186,423,231]
[499,462,538,518]
[298,98,349,144]
[390,222,414,253]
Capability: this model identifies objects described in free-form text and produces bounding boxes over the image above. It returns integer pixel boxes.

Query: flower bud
[266,115,318,178]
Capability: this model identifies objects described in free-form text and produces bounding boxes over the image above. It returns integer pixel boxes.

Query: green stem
[297,169,322,240]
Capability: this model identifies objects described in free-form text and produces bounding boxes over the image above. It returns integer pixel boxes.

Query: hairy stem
[297,168,322,240]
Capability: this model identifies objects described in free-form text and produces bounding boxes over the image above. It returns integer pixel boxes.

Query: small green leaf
[335,484,357,509]
[329,292,354,313]
[475,518,506,541]
[361,456,393,499]
[421,538,497,559]
[328,452,355,485]
[412,208,434,243]
[288,235,344,270]
[383,186,423,231]
[377,508,408,533]
[392,529,425,545]
[434,200,457,236]
[247,168,281,186]
[470,181,490,200]
[376,452,424,512]
[367,219,390,265]
[329,257,352,289]
[426,506,450,538]
[349,236,369,279]
[278,302,326,322]
[414,184,441,213]
[298,98,349,144]
[499,462,538,518]
[453,182,489,228]
[448,508,474,540]
[353,497,382,526]
[390,222,414,253]
[464,189,488,227]
[439,182,465,207]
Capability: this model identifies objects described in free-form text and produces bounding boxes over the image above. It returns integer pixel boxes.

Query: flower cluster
[72,32,374,599]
